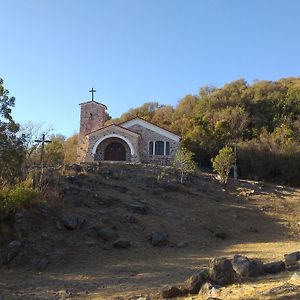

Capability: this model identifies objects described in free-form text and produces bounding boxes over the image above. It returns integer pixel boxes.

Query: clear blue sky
[2,0,300,137]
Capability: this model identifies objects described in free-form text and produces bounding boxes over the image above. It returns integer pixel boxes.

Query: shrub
[211,146,234,184]
[0,184,38,213]
[173,146,197,184]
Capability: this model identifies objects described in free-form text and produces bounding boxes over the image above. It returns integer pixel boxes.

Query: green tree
[211,146,234,184]
[173,146,197,184]
[0,78,25,184]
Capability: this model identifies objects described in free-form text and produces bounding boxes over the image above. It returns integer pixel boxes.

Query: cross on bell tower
[89,88,96,101]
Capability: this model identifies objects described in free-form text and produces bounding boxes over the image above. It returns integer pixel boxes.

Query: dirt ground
[1,163,300,300]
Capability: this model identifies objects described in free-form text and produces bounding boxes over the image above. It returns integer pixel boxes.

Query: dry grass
[0,163,300,299]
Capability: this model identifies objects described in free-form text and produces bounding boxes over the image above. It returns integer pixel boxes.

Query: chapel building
[77,98,180,164]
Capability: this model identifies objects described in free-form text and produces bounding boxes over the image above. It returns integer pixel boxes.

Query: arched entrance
[104,142,126,161]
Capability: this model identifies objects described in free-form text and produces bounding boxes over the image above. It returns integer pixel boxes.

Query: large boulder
[209,257,235,285]
[150,230,168,246]
[183,269,208,294]
[263,261,285,274]
[232,255,264,278]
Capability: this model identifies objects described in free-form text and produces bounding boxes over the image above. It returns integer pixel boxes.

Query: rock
[183,270,208,294]
[113,239,131,249]
[71,164,83,173]
[213,229,227,239]
[176,241,187,248]
[290,271,300,284]
[286,251,300,261]
[284,252,299,271]
[61,214,85,230]
[13,210,32,237]
[263,261,285,274]
[126,203,148,215]
[262,284,299,296]
[85,240,98,247]
[150,230,168,246]
[114,186,128,193]
[209,257,235,285]
[35,257,49,271]
[161,285,187,298]
[8,240,22,249]
[97,228,119,241]
[232,255,264,278]
[199,282,222,298]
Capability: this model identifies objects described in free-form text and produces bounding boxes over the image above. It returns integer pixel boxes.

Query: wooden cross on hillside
[35,134,52,172]
[89,88,96,101]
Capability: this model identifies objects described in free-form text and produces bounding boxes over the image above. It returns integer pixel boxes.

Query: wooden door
[104,142,126,161]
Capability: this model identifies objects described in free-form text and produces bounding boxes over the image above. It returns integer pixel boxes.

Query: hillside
[0,162,300,299]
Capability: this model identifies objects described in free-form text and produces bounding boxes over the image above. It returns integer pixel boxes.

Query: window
[166,142,170,155]
[155,141,164,155]
[149,141,153,155]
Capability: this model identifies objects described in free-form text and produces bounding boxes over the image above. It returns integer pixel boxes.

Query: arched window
[149,141,153,155]
[155,141,164,155]
[166,142,170,155]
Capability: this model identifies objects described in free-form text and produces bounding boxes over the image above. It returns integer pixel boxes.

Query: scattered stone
[161,285,187,298]
[97,228,119,241]
[85,240,98,247]
[61,214,85,230]
[199,282,222,298]
[176,241,187,248]
[263,261,285,274]
[232,255,264,277]
[290,271,300,284]
[150,230,168,246]
[126,203,148,215]
[262,283,299,296]
[113,239,131,249]
[8,240,22,249]
[284,252,299,271]
[13,210,32,238]
[114,186,128,193]
[71,164,83,173]
[183,270,208,294]
[209,257,235,285]
[35,257,49,271]
[213,229,227,239]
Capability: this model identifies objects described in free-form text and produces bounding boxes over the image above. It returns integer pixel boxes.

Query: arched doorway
[104,142,126,161]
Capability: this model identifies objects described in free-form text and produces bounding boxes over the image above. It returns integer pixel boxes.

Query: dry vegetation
[1,162,300,299]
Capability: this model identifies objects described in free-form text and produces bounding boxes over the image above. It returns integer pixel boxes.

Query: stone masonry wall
[84,126,140,163]
[80,102,106,135]
[126,124,179,165]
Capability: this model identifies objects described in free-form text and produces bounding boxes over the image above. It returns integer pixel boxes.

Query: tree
[0,78,25,184]
[211,146,234,184]
[173,146,197,184]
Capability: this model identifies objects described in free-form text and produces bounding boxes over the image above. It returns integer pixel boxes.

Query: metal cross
[89,88,96,101]
[34,134,52,173]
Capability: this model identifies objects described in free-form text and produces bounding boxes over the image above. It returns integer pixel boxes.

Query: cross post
[89,88,96,101]
[34,134,52,178]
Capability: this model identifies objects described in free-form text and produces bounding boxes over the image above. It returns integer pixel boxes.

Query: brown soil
[1,162,300,300]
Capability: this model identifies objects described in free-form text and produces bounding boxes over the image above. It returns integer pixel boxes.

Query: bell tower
[79,88,107,135]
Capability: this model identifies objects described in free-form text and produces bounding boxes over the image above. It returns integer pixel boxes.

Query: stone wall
[80,102,106,135]
[126,124,179,165]
[94,137,131,161]
[84,126,140,163]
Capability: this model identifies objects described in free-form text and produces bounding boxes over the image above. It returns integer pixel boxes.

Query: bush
[173,146,197,184]
[211,146,234,184]
[0,184,38,213]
